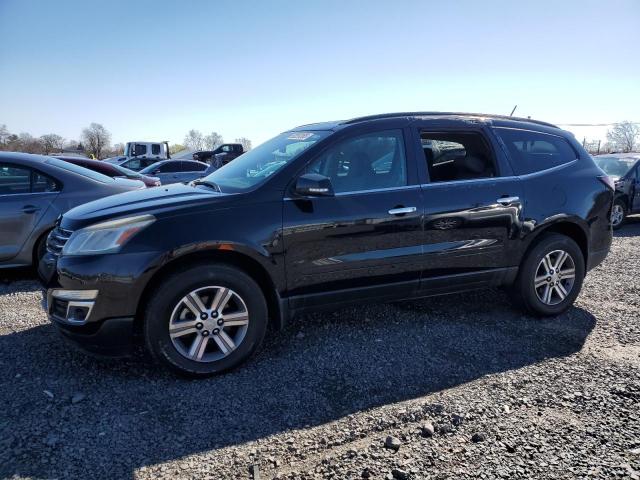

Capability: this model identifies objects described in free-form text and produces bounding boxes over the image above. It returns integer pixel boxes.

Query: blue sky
[0,0,638,146]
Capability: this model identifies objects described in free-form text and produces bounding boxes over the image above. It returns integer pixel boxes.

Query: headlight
[62,214,155,256]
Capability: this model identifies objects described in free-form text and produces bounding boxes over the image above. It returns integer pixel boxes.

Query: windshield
[123,143,132,157]
[594,156,636,177]
[201,131,330,192]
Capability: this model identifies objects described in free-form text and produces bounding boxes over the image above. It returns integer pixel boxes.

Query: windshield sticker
[287,132,314,141]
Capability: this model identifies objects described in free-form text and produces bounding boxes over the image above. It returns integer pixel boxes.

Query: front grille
[46,226,73,256]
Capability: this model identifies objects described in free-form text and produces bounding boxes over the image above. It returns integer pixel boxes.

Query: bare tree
[205,131,224,150]
[169,143,185,155]
[184,129,205,151]
[235,137,252,151]
[112,143,125,155]
[16,133,43,153]
[607,121,639,153]
[40,133,65,154]
[81,123,111,159]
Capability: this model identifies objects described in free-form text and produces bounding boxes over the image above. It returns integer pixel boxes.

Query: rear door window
[183,161,207,172]
[31,171,59,192]
[158,162,180,173]
[419,132,497,182]
[0,164,31,194]
[495,128,577,175]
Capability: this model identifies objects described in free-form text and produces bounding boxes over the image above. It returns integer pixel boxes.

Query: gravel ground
[1,218,639,480]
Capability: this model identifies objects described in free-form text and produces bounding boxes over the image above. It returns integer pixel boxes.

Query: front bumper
[52,315,136,357]
[45,250,162,356]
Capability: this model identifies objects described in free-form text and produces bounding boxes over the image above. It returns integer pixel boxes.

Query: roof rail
[342,112,558,129]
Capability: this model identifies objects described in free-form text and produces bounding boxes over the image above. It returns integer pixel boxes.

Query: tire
[35,231,51,283]
[611,199,626,230]
[144,264,268,377]
[509,234,585,317]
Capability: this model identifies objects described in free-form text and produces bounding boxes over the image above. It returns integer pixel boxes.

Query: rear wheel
[510,234,585,317]
[144,264,268,377]
[611,200,626,230]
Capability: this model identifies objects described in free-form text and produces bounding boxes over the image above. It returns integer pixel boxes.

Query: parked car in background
[593,154,640,229]
[104,141,171,168]
[0,152,145,271]
[139,159,208,185]
[55,156,161,187]
[40,112,613,377]
[192,143,244,164]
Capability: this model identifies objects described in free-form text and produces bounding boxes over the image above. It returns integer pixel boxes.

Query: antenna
[510,105,518,116]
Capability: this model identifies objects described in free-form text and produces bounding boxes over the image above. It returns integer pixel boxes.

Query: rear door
[631,163,640,212]
[282,127,424,309]
[180,161,208,182]
[0,164,59,261]
[156,162,182,184]
[412,123,524,292]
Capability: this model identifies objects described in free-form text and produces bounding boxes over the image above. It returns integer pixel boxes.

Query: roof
[291,112,559,132]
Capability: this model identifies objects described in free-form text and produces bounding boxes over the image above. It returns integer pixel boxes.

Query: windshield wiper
[191,179,221,192]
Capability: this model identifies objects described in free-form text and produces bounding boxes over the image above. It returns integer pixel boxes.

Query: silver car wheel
[611,204,624,227]
[534,250,576,306]
[169,286,249,362]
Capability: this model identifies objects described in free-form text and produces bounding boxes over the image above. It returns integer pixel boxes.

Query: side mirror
[295,173,334,197]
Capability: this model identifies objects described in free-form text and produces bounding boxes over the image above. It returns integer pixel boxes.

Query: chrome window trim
[283,184,421,201]
[0,190,60,198]
[419,158,579,188]
[283,159,579,199]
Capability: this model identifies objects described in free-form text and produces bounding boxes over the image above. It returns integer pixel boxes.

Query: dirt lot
[1,219,639,480]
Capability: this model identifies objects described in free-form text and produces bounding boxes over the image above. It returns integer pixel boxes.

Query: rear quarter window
[494,128,578,175]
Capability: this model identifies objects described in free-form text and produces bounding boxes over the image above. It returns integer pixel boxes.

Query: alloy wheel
[534,250,576,306]
[611,204,624,227]
[169,286,249,362]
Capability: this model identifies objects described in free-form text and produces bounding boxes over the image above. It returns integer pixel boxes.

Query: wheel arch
[522,219,589,269]
[135,249,286,334]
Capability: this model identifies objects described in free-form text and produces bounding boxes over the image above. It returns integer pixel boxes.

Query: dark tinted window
[158,162,181,173]
[182,161,207,172]
[0,164,31,194]
[32,171,59,192]
[496,128,577,175]
[420,131,496,182]
[307,130,407,193]
[151,144,160,155]
[135,144,147,156]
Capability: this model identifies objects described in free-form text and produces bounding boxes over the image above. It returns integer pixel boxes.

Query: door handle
[388,206,417,215]
[496,196,520,206]
[22,205,41,214]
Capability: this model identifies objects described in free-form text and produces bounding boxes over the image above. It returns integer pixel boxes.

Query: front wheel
[611,200,626,230]
[144,264,268,377]
[509,234,585,317]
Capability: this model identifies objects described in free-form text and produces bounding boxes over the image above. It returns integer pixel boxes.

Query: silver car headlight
[62,214,155,256]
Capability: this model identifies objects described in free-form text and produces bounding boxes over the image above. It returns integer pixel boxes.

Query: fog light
[68,305,90,322]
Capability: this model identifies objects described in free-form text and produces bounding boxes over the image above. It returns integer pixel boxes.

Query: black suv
[40,113,614,376]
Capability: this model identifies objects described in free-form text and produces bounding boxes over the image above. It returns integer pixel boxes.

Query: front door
[0,164,58,261]
[412,126,524,292]
[282,128,424,310]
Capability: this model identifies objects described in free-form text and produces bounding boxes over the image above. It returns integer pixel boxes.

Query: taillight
[598,175,615,191]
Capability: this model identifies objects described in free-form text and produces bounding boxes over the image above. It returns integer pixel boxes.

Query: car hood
[62,182,228,230]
